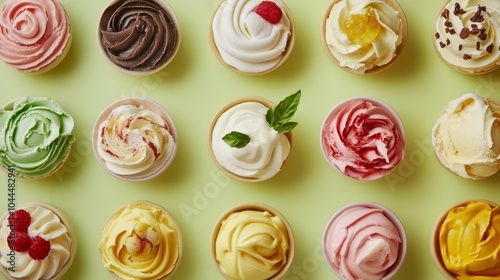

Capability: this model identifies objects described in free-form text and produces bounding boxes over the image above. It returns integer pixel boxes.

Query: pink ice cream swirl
[324,206,402,280]
[0,0,71,72]
[322,98,404,180]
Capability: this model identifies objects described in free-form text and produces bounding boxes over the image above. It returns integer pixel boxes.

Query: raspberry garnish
[8,231,31,252]
[28,236,51,260]
[10,209,31,233]
[255,1,283,24]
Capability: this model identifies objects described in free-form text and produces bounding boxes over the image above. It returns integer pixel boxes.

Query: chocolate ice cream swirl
[99,0,178,72]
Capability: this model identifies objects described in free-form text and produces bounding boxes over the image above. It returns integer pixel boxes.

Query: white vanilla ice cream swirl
[432,93,500,179]
[212,102,290,180]
[97,104,175,177]
[0,206,71,280]
[212,0,291,73]
[325,0,403,73]
[435,0,500,73]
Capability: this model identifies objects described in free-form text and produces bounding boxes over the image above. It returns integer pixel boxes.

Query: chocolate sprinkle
[486,44,494,53]
[463,54,472,60]
[476,41,480,51]
[453,3,465,15]
[445,21,453,28]
[441,8,450,19]
[449,29,456,35]
[459,44,463,51]
[471,7,485,22]
[440,42,446,48]
[460,28,469,39]
[447,38,451,45]
[435,32,440,39]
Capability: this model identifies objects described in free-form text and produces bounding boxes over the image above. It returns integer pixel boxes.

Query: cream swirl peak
[434,0,500,74]
[99,202,181,280]
[0,97,75,179]
[0,0,71,73]
[0,204,73,280]
[99,0,179,73]
[211,101,291,181]
[321,98,405,180]
[211,0,293,74]
[324,0,405,74]
[96,103,176,179]
[323,204,404,280]
[214,209,290,280]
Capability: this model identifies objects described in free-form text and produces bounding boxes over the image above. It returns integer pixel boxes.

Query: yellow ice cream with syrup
[214,210,289,280]
[432,93,500,179]
[438,201,500,279]
[99,202,180,280]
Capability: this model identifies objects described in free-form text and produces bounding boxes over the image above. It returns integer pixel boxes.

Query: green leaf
[265,107,275,127]
[272,90,301,128]
[222,131,251,148]
[274,122,298,134]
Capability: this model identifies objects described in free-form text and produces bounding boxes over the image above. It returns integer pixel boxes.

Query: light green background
[1,0,499,279]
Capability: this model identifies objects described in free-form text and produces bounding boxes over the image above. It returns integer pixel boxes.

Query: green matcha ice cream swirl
[0,97,75,179]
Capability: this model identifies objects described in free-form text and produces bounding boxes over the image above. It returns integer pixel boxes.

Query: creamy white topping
[212,0,291,73]
[325,0,403,73]
[0,206,71,280]
[435,0,500,73]
[211,101,290,180]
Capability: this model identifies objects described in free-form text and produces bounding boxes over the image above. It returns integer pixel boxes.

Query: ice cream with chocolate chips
[434,0,500,74]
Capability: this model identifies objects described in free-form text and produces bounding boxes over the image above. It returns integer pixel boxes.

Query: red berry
[28,236,51,260]
[7,231,31,252]
[255,1,283,24]
[10,209,31,233]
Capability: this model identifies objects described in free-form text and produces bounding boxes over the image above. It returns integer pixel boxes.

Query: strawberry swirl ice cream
[323,203,406,280]
[211,0,293,74]
[321,98,405,180]
[0,0,71,73]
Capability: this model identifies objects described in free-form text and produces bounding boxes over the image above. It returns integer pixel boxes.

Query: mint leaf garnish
[222,90,301,148]
[222,131,251,148]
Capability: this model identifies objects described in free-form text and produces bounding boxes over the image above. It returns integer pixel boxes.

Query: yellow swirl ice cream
[0,203,75,280]
[435,201,500,279]
[99,201,181,280]
[94,98,177,181]
[434,0,500,74]
[432,93,500,179]
[210,0,294,74]
[210,99,291,181]
[323,0,407,74]
[212,206,292,280]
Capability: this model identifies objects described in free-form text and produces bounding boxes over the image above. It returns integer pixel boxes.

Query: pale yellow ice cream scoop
[432,93,500,179]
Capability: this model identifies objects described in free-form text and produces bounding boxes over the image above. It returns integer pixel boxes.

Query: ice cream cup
[430,199,499,279]
[100,200,183,280]
[321,0,408,75]
[208,96,293,183]
[210,203,295,280]
[433,1,500,75]
[0,201,77,280]
[92,97,178,182]
[97,0,181,75]
[320,97,405,180]
[209,0,296,75]
[0,97,74,180]
[322,201,407,280]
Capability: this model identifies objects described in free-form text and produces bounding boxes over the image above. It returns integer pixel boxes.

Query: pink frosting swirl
[0,0,71,72]
[321,98,405,180]
[324,206,402,280]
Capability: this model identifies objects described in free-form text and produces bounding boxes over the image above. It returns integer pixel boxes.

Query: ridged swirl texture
[0,206,72,280]
[0,0,71,72]
[99,203,179,280]
[0,97,75,179]
[215,210,289,280]
[439,201,500,279]
[324,206,402,280]
[322,99,404,180]
[99,0,178,72]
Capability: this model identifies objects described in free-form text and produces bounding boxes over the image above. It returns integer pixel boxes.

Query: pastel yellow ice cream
[432,93,500,179]
[324,0,404,73]
[438,201,500,279]
[214,210,289,280]
[99,202,180,280]
[97,104,176,178]
[434,0,500,74]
